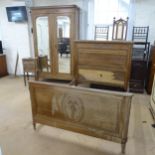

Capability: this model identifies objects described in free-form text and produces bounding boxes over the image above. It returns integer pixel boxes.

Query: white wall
[32,0,155,43]
[33,0,89,39]
[135,0,155,44]
[0,0,31,75]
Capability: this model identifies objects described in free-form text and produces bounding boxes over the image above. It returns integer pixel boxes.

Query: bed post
[33,121,36,130]
[121,141,126,154]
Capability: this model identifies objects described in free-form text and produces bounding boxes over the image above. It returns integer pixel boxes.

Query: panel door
[51,13,74,80]
[33,14,53,78]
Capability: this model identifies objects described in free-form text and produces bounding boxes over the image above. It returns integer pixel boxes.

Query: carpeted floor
[0,76,155,155]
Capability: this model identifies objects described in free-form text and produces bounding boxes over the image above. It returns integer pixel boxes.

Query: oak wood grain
[29,81,132,153]
[74,41,133,90]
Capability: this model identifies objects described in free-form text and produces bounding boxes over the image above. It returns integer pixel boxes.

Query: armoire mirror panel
[36,16,51,73]
[57,16,71,74]
[31,5,79,80]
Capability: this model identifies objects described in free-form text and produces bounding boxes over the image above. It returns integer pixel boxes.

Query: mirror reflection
[36,16,50,72]
[57,16,71,74]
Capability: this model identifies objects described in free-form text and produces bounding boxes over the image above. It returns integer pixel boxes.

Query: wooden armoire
[31,5,79,80]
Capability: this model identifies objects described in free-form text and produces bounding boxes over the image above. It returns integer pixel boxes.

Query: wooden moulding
[29,80,133,153]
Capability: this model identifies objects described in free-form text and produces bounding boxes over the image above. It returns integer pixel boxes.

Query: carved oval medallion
[62,94,84,122]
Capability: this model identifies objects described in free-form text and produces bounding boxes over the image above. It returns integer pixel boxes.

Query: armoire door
[34,15,52,78]
[51,13,74,80]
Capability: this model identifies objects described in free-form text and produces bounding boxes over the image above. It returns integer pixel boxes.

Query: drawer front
[79,69,125,86]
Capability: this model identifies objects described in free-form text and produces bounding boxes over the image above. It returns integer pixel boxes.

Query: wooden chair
[38,55,49,72]
[132,26,150,60]
[112,17,129,41]
[22,58,38,86]
[94,25,109,40]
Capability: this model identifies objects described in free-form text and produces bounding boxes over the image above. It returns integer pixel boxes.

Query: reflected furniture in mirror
[94,25,109,40]
[74,41,133,91]
[112,17,129,41]
[58,37,70,57]
[22,58,38,86]
[38,55,49,72]
[31,5,79,81]
[0,54,8,77]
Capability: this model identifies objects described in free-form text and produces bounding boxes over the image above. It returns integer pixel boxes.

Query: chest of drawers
[0,54,8,77]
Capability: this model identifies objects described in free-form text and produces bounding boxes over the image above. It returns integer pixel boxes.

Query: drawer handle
[99,74,103,77]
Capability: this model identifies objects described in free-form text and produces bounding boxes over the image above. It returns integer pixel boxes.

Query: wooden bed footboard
[29,81,132,153]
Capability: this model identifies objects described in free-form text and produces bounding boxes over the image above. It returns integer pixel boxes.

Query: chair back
[38,55,49,72]
[112,17,129,40]
[94,25,109,40]
[132,26,150,60]
[132,26,149,43]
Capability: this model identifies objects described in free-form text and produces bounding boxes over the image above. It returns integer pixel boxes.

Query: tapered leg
[27,72,29,80]
[121,143,126,154]
[23,72,26,86]
[33,121,36,130]
[35,71,39,81]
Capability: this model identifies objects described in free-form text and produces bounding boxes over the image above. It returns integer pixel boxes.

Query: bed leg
[121,143,126,154]
[33,121,36,130]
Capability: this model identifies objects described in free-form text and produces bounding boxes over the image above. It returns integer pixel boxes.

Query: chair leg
[23,72,26,86]
[121,143,126,154]
[35,71,38,80]
[27,72,29,80]
[33,121,36,130]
